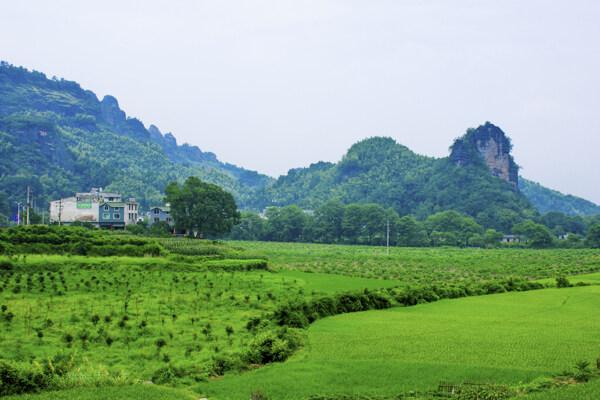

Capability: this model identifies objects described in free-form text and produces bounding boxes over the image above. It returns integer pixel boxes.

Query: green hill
[1,61,598,227]
[519,178,600,216]
[250,123,537,231]
[0,61,273,211]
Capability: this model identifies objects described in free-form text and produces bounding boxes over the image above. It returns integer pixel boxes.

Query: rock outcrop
[450,122,519,190]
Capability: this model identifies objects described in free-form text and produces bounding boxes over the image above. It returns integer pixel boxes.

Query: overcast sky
[2,1,599,204]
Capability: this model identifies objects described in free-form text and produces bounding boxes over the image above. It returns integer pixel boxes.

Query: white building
[49,188,138,228]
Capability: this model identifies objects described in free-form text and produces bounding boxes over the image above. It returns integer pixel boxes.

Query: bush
[202,259,268,271]
[0,359,48,396]
[556,275,572,288]
[208,351,247,376]
[246,327,303,365]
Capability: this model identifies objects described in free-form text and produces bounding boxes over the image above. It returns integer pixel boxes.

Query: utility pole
[25,186,32,225]
[14,202,22,225]
[386,220,390,255]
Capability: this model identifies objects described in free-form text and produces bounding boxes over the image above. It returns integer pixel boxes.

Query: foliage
[0,225,163,256]
[0,62,272,213]
[164,176,241,238]
[230,241,600,284]
[555,275,572,288]
[198,286,600,399]
[585,222,600,248]
[512,221,554,248]
[519,177,600,216]
[251,128,540,233]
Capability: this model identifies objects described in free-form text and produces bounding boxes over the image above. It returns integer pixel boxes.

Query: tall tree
[585,222,600,248]
[164,177,240,238]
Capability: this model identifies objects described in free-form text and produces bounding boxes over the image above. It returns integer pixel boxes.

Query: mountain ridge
[0,61,272,211]
[0,61,597,226]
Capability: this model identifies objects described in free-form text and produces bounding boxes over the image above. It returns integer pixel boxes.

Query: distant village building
[502,234,519,243]
[148,204,173,224]
[49,188,138,229]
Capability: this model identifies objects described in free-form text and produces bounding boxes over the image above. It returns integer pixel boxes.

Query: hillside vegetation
[2,62,599,232]
[519,178,600,216]
[251,130,538,232]
[0,62,272,211]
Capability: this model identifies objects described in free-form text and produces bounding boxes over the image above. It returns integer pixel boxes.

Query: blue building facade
[99,202,126,229]
[149,205,173,224]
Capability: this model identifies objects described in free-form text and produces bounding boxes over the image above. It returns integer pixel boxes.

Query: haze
[2,0,599,204]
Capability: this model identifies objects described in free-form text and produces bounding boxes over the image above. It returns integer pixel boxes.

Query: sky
[2,1,599,204]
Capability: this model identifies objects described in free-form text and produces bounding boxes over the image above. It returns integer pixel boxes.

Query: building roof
[100,202,127,207]
[150,206,170,212]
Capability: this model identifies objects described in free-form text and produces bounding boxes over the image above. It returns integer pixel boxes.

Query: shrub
[0,359,48,396]
[246,327,303,365]
[208,351,247,376]
[556,275,572,288]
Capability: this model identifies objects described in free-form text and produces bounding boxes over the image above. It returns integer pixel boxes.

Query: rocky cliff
[450,122,519,190]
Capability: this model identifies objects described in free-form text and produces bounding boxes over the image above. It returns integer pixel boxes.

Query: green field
[3,384,193,400]
[2,238,600,399]
[231,241,600,284]
[197,286,600,399]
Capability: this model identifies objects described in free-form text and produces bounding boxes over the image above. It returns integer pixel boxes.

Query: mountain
[1,62,597,229]
[0,62,273,211]
[518,178,600,216]
[249,123,538,232]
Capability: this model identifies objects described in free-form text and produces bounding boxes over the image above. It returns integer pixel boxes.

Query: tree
[313,200,345,243]
[228,211,264,241]
[263,205,307,242]
[396,216,429,247]
[585,223,600,248]
[513,221,554,248]
[483,229,503,247]
[164,177,240,238]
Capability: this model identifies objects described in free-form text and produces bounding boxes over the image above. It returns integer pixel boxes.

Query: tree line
[225,200,600,249]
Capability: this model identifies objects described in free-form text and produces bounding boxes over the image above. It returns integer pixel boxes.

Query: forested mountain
[249,123,538,232]
[519,178,600,216]
[1,62,598,232]
[0,62,273,212]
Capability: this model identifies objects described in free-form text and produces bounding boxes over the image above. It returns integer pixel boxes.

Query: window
[114,213,120,219]
[102,213,110,220]
[154,217,159,222]
[165,211,170,215]
[166,217,172,222]
[104,205,109,211]
[153,209,160,214]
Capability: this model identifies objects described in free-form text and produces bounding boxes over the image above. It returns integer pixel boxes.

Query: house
[148,204,173,225]
[98,198,139,229]
[49,188,138,229]
[502,234,519,243]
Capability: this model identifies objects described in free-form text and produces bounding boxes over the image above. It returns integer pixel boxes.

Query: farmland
[196,286,600,399]
[231,241,600,283]
[1,231,599,399]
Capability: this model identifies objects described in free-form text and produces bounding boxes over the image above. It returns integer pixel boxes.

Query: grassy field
[3,239,600,399]
[231,241,600,284]
[197,285,600,399]
[521,378,600,399]
[0,254,304,385]
[0,252,403,391]
[3,384,193,400]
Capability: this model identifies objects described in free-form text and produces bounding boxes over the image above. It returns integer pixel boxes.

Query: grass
[2,384,194,400]
[0,254,305,385]
[3,240,600,399]
[279,270,402,294]
[230,241,600,284]
[536,271,600,285]
[196,285,600,399]
[521,378,600,399]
